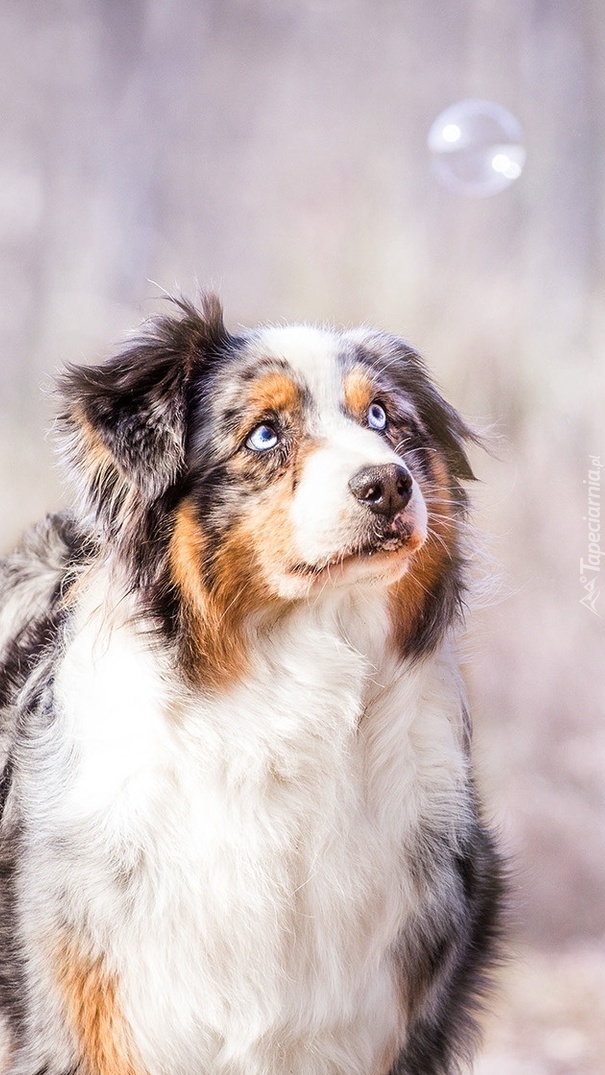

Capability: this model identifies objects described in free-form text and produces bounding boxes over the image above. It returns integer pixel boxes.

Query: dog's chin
[272,530,426,599]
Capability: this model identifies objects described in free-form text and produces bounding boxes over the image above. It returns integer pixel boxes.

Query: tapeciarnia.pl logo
[579,455,603,616]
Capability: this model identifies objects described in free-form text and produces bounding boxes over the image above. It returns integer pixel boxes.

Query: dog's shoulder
[0,512,95,835]
[0,512,93,706]
[1,511,86,592]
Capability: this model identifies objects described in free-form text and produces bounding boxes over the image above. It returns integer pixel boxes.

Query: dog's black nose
[348,464,413,517]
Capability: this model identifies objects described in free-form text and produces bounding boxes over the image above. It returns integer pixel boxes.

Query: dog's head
[59,295,477,682]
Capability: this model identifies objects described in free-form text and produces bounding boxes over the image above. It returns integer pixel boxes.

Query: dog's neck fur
[53,562,469,846]
[66,558,429,726]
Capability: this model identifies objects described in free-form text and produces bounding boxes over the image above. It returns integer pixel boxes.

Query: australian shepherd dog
[0,295,503,1075]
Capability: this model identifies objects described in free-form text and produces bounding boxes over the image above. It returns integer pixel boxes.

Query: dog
[0,294,503,1074]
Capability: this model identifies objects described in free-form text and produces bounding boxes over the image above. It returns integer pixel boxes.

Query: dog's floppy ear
[394,342,481,486]
[58,293,229,528]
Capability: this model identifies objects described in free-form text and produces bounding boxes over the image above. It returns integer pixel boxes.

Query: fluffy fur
[0,295,504,1074]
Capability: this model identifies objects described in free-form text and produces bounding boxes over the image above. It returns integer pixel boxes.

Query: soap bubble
[427,99,526,197]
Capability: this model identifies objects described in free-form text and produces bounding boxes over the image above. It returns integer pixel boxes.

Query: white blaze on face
[291,420,407,565]
[259,325,428,572]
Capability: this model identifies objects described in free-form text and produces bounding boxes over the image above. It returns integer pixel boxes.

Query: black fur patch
[390,820,505,1075]
[0,815,25,1047]
[0,759,12,823]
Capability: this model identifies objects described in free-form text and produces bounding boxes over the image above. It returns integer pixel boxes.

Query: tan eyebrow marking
[246,372,303,416]
[343,367,376,417]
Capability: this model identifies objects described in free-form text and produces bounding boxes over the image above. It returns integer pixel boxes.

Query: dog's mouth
[288,518,425,579]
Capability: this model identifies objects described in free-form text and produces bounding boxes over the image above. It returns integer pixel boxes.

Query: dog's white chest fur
[26,577,468,1075]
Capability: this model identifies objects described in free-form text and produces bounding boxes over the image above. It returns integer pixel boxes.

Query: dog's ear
[412,375,479,484]
[58,293,229,528]
[394,343,480,485]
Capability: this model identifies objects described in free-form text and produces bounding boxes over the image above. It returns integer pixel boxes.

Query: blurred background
[1,1,604,1071]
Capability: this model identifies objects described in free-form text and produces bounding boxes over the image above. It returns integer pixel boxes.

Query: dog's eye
[367,402,387,431]
[246,423,279,452]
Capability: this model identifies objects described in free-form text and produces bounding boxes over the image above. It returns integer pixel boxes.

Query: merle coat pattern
[0,296,503,1075]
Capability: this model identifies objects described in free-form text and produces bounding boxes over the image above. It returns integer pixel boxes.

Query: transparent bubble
[427,99,526,197]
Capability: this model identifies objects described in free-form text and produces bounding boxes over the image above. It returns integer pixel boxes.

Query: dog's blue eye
[368,402,387,431]
[246,423,279,451]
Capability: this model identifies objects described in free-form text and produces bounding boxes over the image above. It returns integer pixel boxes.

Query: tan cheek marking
[239,482,298,584]
[169,498,208,613]
[56,942,143,1075]
[243,438,328,580]
[169,437,319,686]
[389,448,458,650]
[227,440,327,598]
[170,499,235,689]
[389,536,444,653]
[343,367,375,418]
[169,499,274,689]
